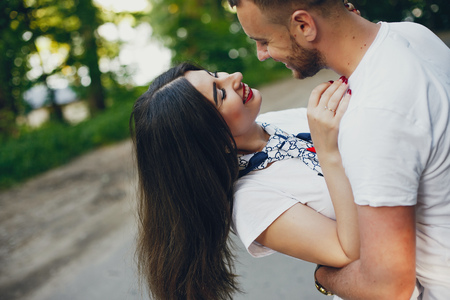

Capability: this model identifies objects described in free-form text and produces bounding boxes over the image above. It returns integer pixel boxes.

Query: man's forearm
[316,259,415,300]
[316,260,364,300]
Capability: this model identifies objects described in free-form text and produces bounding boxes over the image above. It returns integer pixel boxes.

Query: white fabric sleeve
[339,107,431,207]
[232,181,298,258]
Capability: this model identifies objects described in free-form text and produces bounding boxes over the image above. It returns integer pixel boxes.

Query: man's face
[236,0,325,79]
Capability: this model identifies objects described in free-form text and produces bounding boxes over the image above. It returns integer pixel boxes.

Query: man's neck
[317,13,381,78]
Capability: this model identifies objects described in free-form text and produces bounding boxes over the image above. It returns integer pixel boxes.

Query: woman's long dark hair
[130,63,240,300]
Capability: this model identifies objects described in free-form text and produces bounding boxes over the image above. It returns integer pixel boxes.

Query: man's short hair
[228,0,340,25]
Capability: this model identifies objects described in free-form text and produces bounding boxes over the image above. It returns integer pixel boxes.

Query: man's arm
[315,205,416,300]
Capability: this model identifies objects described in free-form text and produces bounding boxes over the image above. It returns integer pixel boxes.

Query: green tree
[0,0,35,138]
[74,0,106,113]
[0,0,137,139]
[27,0,107,115]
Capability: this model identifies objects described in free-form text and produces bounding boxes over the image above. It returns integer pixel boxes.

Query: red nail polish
[347,89,352,95]
[328,80,334,84]
[341,76,348,84]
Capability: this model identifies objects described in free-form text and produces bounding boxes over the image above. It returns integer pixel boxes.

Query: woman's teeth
[243,83,251,104]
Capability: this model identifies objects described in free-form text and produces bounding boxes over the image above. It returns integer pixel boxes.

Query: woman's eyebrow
[204,70,216,77]
[212,82,218,106]
[203,70,218,105]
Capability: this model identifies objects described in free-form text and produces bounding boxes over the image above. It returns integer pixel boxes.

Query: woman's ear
[290,10,317,42]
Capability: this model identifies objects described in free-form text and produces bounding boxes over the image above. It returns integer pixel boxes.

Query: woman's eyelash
[212,71,225,100]
[221,88,226,99]
[210,71,225,101]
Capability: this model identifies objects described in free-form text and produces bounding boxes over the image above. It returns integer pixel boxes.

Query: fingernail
[328,80,334,84]
[340,76,348,84]
[347,89,352,95]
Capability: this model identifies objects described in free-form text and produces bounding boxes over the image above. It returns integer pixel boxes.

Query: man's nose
[256,44,270,61]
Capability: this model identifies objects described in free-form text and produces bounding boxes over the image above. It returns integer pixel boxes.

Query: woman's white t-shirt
[232,108,336,257]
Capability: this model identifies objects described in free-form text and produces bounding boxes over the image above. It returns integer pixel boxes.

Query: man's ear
[290,10,317,42]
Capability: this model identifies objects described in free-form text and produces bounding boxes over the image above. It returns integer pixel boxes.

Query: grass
[0,86,145,190]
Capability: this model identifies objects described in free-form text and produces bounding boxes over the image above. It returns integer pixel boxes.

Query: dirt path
[0,140,136,299]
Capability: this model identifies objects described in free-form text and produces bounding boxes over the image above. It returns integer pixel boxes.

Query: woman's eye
[221,88,226,100]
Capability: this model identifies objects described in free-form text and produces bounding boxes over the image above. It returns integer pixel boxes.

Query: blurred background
[0,0,449,188]
[0,1,449,299]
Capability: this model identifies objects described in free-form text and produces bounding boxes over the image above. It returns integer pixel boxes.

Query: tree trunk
[78,0,106,115]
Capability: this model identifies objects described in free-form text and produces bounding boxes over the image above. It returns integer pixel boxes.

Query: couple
[131,0,450,299]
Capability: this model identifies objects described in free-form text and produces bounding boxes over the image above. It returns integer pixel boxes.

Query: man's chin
[292,70,303,79]
[292,69,310,80]
[292,68,320,80]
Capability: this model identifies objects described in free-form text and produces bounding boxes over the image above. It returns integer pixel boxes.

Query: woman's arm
[307,79,358,261]
[255,79,358,267]
[255,202,355,267]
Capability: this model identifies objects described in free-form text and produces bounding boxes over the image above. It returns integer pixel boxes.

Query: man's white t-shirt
[341,22,450,299]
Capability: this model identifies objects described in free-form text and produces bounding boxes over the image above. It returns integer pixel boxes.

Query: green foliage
[354,0,450,30]
[0,95,137,190]
[27,0,108,114]
[0,0,35,138]
[0,0,136,140]
[148,0,290,86]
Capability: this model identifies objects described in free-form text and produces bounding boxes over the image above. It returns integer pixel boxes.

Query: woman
[130,62,355,300]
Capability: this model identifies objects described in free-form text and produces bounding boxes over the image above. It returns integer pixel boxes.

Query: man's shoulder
[378,22,449,61]
[356,22,447,86]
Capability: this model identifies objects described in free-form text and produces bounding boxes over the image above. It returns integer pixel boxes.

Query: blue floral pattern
[238,123,322,177]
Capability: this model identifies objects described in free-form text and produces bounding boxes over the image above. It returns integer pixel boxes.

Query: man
[227,0,450,299]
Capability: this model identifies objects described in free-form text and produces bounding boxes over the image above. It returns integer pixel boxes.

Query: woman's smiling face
[185,70,262,139]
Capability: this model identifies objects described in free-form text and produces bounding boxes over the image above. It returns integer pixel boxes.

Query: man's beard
[287,35,326,79]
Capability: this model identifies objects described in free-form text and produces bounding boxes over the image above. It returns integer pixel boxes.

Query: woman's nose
[229,72,243,89]
[219,72,243,89]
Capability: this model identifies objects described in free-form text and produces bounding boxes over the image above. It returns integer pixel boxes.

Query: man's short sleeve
[339,107,431,207]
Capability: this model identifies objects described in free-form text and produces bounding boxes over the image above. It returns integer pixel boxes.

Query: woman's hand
[307,77,351,159]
